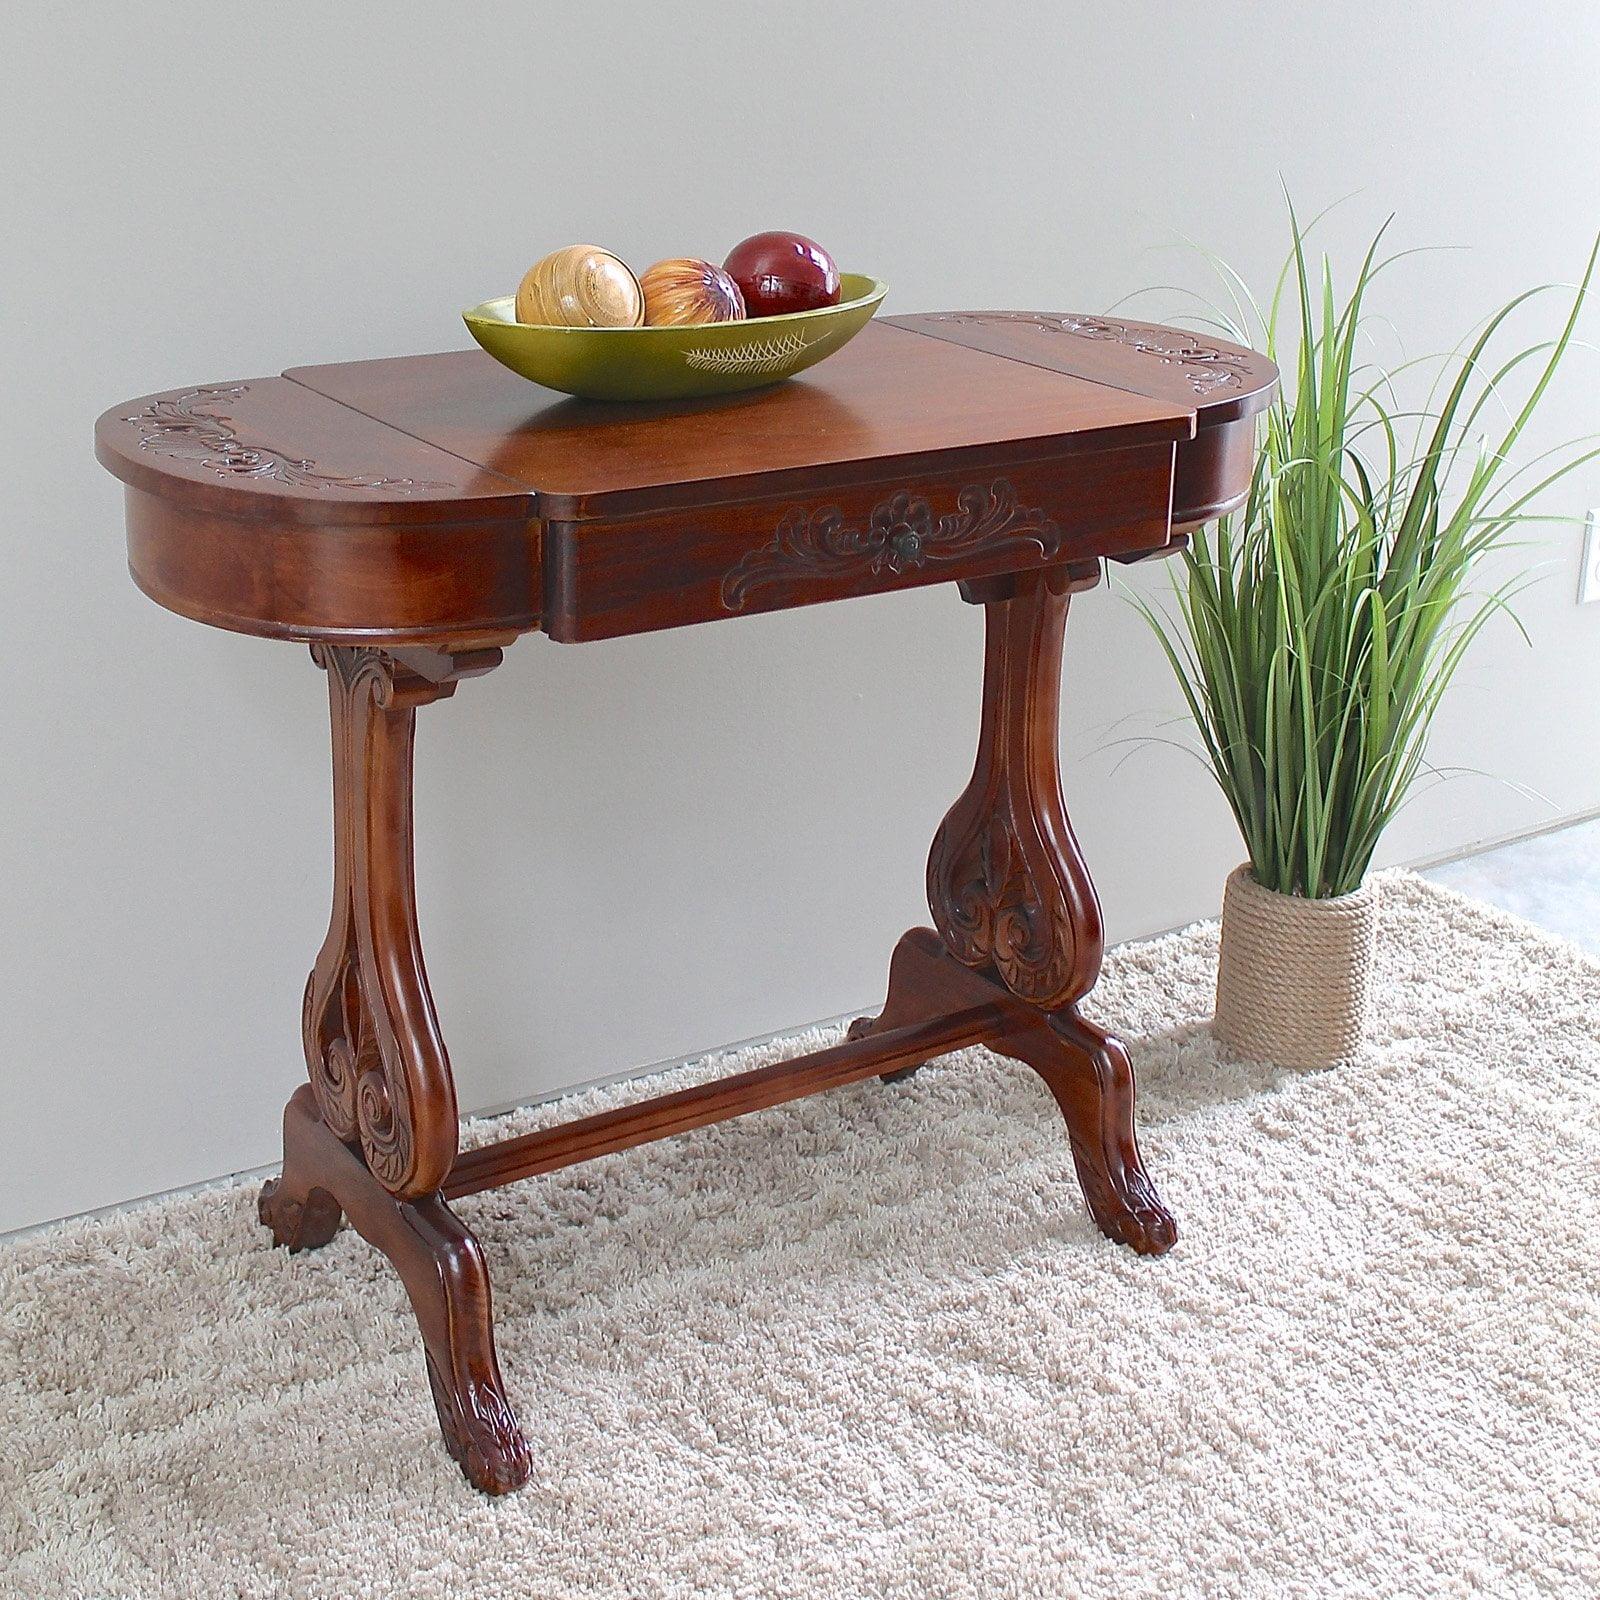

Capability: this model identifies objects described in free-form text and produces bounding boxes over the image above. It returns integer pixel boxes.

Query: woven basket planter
[1213,865,1378,1070]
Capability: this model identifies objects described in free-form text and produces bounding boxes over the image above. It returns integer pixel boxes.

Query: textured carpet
[2,874,1597,1599]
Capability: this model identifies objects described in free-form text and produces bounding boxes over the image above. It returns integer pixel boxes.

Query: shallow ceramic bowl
[463,273,887,401]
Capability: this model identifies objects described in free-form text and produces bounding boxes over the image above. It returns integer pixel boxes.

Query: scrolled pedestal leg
[262,641,531,1494]
[921,566,1177,1254]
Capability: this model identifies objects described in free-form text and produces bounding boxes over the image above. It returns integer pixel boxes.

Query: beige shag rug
[3,873,1598,1599]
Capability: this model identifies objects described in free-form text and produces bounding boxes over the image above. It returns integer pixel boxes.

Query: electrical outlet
[1581,511,1600,604]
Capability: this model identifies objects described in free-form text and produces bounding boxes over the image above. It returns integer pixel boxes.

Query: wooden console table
[97,312,1275,1494]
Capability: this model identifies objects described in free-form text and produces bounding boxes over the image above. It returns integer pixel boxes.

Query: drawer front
[542,444,1175,641]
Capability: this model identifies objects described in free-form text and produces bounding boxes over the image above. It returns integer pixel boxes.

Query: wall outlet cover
[1580,510,1600,604]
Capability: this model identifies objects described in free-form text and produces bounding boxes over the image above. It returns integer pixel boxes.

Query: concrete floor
[1424,814,1600,956]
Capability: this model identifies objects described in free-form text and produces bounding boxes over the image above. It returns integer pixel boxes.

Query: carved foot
[1068,1132,1177,1256]
[268,1086,532,1493]
[426,1348,534,1497]
[1002,1009,1177,1256]
[258,1175,343,1252]
[400,1193,533,1496]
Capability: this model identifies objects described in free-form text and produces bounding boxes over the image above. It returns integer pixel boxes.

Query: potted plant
[1139,211,1596,1069]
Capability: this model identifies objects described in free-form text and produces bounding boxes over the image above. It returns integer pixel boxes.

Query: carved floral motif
[928,311,1251,396]
[929,809,1077,1004]
[721,479,1063,610]
[122,386,446,492]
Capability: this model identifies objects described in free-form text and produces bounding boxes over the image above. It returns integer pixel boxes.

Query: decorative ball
[515,245,643,328]
[723,231,841,317]
[638,258,746,326]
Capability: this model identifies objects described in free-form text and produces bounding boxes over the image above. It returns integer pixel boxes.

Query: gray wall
[5,2,1598,1233]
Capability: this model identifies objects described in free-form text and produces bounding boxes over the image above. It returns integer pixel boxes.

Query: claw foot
[1069,1145,1178,1255]
[258,1176,342,1252]
[1000,1009,1178,1257]
[425,1350,533,1496]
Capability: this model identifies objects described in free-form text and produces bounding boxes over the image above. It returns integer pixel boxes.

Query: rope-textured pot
[1213,865,1378,1070]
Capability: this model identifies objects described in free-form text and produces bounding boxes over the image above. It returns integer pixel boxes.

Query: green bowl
[462,273,887,401]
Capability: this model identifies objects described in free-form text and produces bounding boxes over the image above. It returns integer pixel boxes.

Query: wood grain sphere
[515,245,644,328]
[638,258,747,327]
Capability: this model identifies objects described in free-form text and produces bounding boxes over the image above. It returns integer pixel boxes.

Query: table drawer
[541,443,1175,641]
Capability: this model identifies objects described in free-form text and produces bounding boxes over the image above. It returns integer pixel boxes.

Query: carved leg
[298,643,472,1199]
[263,642,530,1494]
[925,566,1177,1254]
[1001,1011,1176,1254]
[270,1088,534,1495]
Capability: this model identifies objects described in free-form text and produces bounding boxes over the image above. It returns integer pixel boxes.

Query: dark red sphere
[723,231,841,317]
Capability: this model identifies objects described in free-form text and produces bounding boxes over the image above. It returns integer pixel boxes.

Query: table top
[287,323,1193,521]
[97,310,1275,645]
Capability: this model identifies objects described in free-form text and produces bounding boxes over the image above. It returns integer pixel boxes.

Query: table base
[258,564,1177,1495]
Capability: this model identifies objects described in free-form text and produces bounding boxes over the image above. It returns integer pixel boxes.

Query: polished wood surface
[98,376,528,521]
[120,483,540,643]
[99,380,533,642]
[284,324,1191,516]
[542,452,1173,640]
[102,311,1275,1494]
[885,311,1275,423]
[888,311,1276,530]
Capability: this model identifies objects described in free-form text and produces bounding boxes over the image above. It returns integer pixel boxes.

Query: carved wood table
[97,312,1276,1495]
